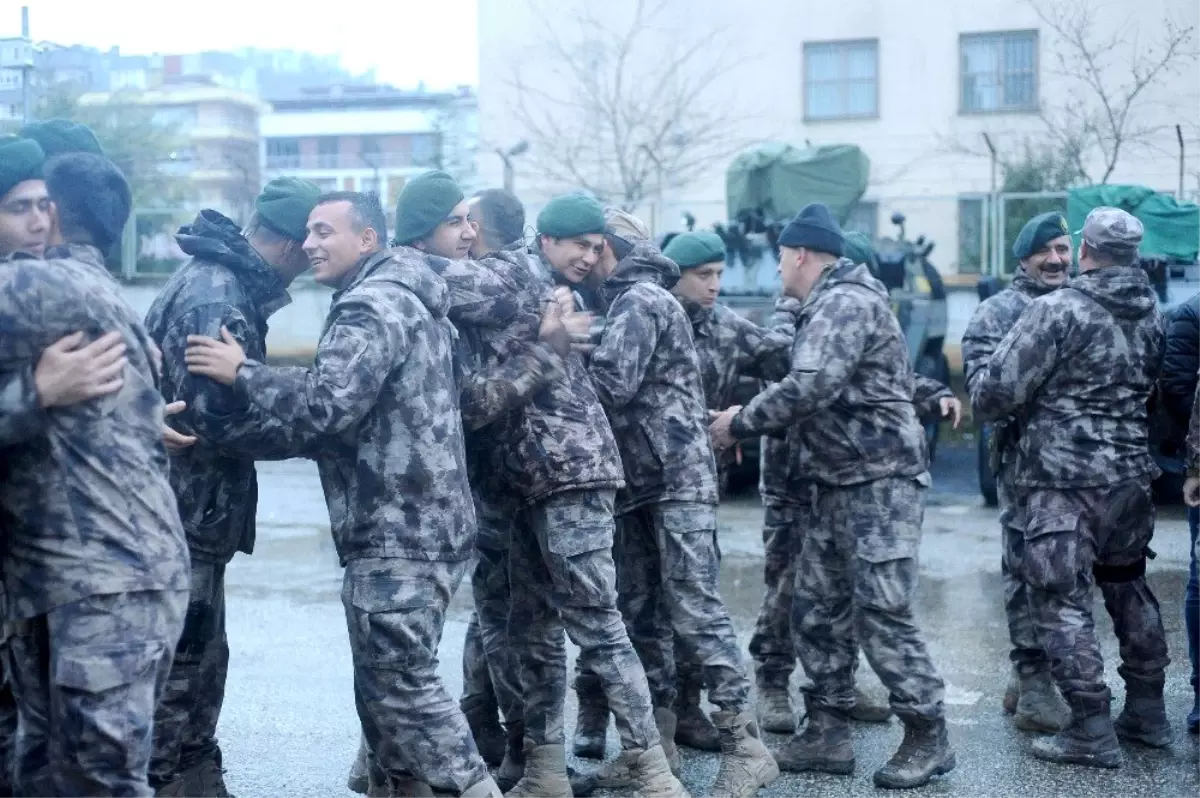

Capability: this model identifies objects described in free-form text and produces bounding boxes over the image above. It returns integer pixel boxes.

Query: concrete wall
[122,280,333,361]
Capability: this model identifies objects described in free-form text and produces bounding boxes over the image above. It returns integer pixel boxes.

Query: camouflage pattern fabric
[343,556,490,795]
[793,477,945,722]
[613,501,751,712]
[472,538,524,729]
[962,268,1061,676]
[731,259,928,487]
[5,588,187,797]
[230,250,476,565]
[749,501,802,687]
[686,300,793,412]
[1187,373,1200,473]
[589,242,719,515]
[0,364,42,446]
[969,266,1164,488]
[509,490,659,751]
[144,210,297,565]
[0,246,190,621]
[149,562,229,789]
[1017,480,1169,695]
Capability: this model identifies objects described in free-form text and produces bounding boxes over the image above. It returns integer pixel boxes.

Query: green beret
[394,170,464,245]
[842,231,878,271]
[20,119,104,157]
[663,231,725,269]
[537,193,606,239]
[0,136,45,200]
[255,177,322,241]
[1012,211,1070,259]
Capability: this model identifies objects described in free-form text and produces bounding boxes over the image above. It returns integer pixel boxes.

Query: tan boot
[625,745,691,798]
[505,744,572,797]
[710,711,780,797]
[655,707,682,775]
[462,775,504,797]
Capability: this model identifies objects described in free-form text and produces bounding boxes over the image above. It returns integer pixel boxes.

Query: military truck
[974,185,1200,506]
[663,141,951,488]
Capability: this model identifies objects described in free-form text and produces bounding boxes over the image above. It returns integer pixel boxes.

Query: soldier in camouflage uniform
[144,177,321,797]
[1185,381,1200,507]
[970,207,1170,769]
[185,192,503,798]
[584,209,777,798]
[0,152,191,797]
[661,230,792,750]
[712,204,955,790]
[962,212,1073,733]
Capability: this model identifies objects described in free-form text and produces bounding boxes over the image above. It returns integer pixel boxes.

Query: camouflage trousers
[608,501,751,712]
[794,478,945,721]
[1018,478,1170,696]
[997,466,1051,676]
[471,540,524,729]
[342,557,490,795]
[149,560,228,788]
[4,589,187,797]
[461,612,498,713]
[749,500,800,687]
[509,489,658,751]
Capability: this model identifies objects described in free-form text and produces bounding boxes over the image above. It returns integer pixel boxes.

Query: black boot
[674,676,721,751]
[572,690,610,759]
[1114,674,1172,748]
[872,716,956,789]
[775,698,854,775]
[1031,689,1121,769]
[461,695,507,767]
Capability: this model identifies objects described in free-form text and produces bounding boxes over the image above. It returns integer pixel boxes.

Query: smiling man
[396,169,477,259]
[185,191,503,798]
[960,211,1073,734]
[143,176,320,797]
[534,193,607,307]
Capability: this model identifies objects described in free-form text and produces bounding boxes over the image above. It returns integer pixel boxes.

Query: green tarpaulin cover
[1067,185,1199,262]
[726,142,870,225]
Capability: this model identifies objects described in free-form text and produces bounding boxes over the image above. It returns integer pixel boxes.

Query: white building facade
[477,0,1200,276]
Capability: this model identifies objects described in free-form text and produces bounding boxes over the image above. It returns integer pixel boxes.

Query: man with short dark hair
[0,151,191,796]
[711,204,955,790]
[962,212,1073,733]
[469,188,526,259]
[971,207,1170,769]
[533,193,608,308]
[185,191,504,798]
[144,176,321,796]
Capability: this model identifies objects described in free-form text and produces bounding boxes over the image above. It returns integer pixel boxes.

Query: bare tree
[506,0,757,209]
[1030,0,1196,184]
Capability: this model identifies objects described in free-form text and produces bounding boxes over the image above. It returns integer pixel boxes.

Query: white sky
[5,0,480,90]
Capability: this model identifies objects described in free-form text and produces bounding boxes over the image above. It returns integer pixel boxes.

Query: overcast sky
[5,0,479,89]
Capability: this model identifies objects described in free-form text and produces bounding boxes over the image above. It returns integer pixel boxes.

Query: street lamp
[497,140,530,193]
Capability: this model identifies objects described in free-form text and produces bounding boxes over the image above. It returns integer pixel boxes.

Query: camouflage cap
[603,207,651,243]
[1077,206,1143,256]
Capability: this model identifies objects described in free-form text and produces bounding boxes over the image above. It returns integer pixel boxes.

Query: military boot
[387,774,433,797]
[655,707,683,775]
[1014,670,1071,733]
[572,691,610,759]
[849,688,893,724]
[496,723,526,793]
[170,751,234,798]
[1003,668,1019,715]
[756,683,796,734]
[505,744,572,797]
[674,678,721,751]
[461,775,504,798]
[710,711,780,797]
[775,699,854,775]
[1114,675,1172,748]
[1031,689,1120,769]
[872,715,956,789]
[347,736,370,794]
[462,696,508,767]
[365,751,389,798]
[626,746,692,798]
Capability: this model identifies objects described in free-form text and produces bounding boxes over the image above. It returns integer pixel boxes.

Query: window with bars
[804,40,878,121]
[960,31,1037,113]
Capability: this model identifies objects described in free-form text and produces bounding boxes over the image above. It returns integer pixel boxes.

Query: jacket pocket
[1022,512,1081,593]
[54,640,164,758]
[346,575,437,670]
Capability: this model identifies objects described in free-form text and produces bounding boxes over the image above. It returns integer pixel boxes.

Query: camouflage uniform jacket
[231,250,476,564]
[961,269,1059,470]
[730,259,928,487]
[1187,372,1199,475]
[970,266,1164,488]
[590,242,718,514]
[0,363,42,446]
[144,210,298,564]
[0,246,189,620]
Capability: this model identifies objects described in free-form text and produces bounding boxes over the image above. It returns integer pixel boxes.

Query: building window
[957,195,988,274]
[843,201,878,238]
[266,138,300,169]
[317,136,339,168]
[803,40,878,121]
[960,31,1037,113]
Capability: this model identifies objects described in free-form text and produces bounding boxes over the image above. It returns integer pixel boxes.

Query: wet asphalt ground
[218,439,1199,797]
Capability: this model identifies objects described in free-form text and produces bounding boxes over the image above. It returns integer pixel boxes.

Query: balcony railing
[265,152,438,171]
